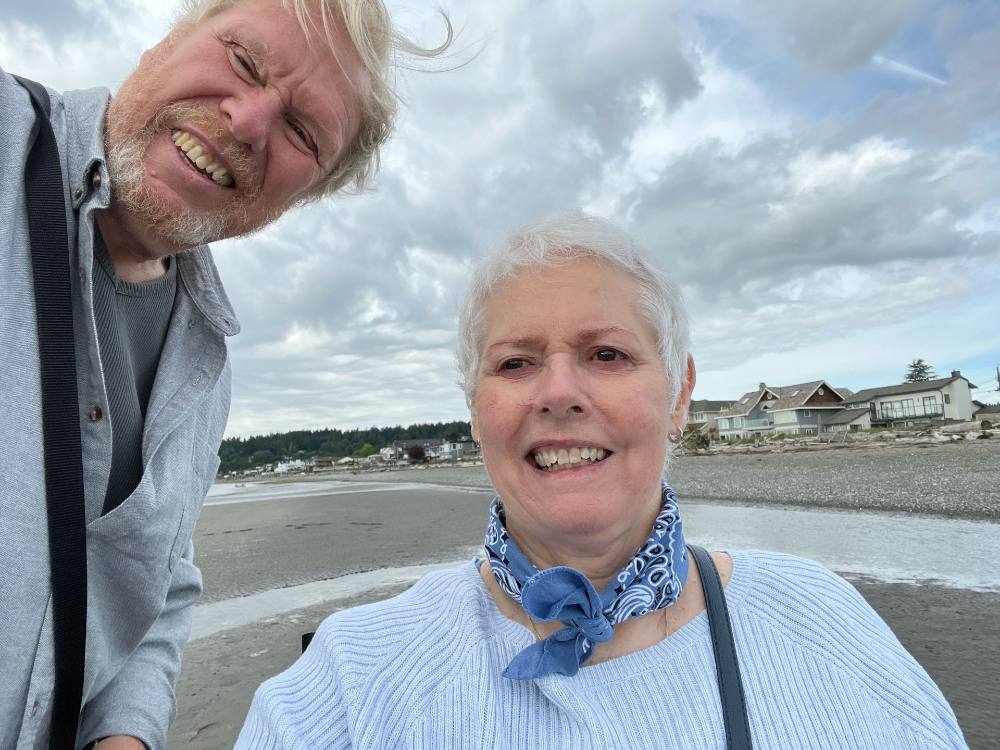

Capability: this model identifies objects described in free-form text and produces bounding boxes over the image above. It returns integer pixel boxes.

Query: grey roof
[719,388,772,418]
[718,380,846,417]
[824,408,870,426]
[833,387,854,398]
[762,380,845,412]
[689,399,732,412]
[845,374,975,404]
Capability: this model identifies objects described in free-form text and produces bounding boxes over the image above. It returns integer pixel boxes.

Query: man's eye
[227,44,257,79]
[288,119,310,145]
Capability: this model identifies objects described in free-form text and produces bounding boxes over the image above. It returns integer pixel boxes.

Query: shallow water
[682,500,1000,592]
[208,480,1000,592]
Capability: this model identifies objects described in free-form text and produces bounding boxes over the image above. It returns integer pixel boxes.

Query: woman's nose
[220,88,283,154]
[536,356,587,416]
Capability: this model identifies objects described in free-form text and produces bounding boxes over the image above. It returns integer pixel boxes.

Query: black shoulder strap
[688,545,754,750]
[16,74,89,750]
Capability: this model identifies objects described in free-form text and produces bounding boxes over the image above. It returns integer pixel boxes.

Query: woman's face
[471,257,693,550]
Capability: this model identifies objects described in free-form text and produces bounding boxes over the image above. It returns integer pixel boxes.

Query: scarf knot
[486,483,688,680]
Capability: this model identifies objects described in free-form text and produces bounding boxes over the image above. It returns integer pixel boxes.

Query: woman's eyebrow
[485,337,545,355]
[576,326,638,344]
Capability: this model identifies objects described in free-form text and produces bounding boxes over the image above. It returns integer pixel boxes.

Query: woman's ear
[670,355,697,430]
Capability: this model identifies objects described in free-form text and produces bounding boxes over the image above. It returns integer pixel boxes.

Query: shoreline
[227,439,1000,521]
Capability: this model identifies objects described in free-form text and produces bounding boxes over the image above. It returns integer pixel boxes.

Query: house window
[881,401,897,419]
[944,394,951,404]
[803,410,810,417]
[818,388,825,395]
[923,396,939,416]
[901,399,915,417]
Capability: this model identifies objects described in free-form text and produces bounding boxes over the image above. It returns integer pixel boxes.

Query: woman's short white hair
[174,0,451,196]
[458,211,691,410]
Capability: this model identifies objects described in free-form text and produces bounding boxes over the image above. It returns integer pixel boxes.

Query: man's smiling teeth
[171,130,233,186]
[532,447,608,471]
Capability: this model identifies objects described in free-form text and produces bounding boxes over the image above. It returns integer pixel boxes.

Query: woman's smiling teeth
[532,446,608,471]
[171,129,233,186]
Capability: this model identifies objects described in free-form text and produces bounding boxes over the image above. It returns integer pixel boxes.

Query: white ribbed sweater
[237,550,967,749]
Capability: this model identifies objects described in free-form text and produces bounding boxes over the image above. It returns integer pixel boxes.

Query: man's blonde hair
[174,0,451,196]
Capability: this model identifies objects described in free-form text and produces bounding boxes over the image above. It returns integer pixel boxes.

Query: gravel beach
[330,439,1000,519]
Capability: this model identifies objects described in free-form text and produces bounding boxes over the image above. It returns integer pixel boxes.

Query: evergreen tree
[904,358,935,383]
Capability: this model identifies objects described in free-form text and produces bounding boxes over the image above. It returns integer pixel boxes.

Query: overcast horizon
[4,0,999,437]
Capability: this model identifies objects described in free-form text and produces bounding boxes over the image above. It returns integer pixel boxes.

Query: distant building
[822,408,871,433]
[437,437,479,460]
[687,399,732,433]
[389,438,444,461]
[716,380,846,438]
[843,371,977,427]
[274,459,306,474]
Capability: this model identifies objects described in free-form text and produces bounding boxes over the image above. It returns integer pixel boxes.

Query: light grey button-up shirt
[0,67,239,749]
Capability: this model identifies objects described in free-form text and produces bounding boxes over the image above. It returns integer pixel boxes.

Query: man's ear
[670,355,697,430]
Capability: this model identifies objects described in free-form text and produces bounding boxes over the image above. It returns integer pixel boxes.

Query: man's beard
[105,95,279,249]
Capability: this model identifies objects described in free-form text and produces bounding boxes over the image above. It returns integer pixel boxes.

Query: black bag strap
[688,544,754,750]
[16,74,89,750]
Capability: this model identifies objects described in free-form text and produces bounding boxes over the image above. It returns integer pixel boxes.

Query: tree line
[219,420,472,474]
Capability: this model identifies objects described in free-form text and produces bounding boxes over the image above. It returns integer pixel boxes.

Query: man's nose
[536,355,588,417]
[220,88,283,154]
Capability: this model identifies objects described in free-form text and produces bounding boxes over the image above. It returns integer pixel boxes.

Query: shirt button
[72,187,83,201]
[30,701,39,717]
[91,171,102,188]
[78,266,86,282]
[87,404,103,422]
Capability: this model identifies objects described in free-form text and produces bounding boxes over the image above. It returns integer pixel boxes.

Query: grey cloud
[3,0,88,40]
[747,0,917,70]
[527,2,703,148]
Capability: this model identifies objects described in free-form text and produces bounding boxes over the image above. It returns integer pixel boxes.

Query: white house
[274,459,306,474]
[843,371,978,427]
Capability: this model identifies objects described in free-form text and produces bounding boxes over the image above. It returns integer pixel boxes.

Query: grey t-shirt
[93,230,177,513]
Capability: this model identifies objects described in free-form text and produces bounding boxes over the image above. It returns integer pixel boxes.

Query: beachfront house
[716,384,780,440]
[823,408,872,433]
[437,436,479,461]
[687,399,732,436]
[842,371,977,428]
[716,380,847,438]
[764,381,848,435]
[388,438,445,462]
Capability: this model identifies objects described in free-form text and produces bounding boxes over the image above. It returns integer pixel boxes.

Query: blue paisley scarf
[484,483,688,680]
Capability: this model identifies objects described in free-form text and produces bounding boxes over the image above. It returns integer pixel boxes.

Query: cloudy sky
[4,0,999,436]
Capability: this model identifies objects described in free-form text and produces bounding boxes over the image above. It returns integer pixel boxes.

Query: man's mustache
[152,103,262,199]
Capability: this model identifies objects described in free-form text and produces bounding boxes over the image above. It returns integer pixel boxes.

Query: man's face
[105,0,365,252]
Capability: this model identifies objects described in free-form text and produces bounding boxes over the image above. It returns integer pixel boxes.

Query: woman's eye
[498,358,530,375]
[594,348,626,362]
[502,358,526,370]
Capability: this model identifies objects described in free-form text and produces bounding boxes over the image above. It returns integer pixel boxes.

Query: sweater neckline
[469,548,756,688]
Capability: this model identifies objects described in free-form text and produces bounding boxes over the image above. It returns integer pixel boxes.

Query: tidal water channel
[684,499,999,592]
[207,480,1000,593]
